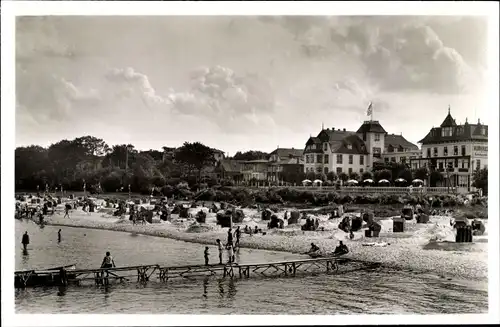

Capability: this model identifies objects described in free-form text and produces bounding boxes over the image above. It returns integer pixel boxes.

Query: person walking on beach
[216,239,224,265]
[21,231,30,251]
[204,247,210,266]
[234,226,241,248]
[58,229,62,243]
[227,228,233,247]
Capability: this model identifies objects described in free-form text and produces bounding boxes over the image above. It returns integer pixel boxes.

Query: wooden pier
[15,257,347,288]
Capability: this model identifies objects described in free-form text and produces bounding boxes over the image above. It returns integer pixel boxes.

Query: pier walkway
[16,257,345,288]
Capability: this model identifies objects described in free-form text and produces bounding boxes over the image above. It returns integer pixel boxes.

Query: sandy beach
[34,201,488,281]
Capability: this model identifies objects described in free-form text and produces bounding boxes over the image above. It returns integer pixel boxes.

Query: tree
[175,142,215,182]
[413,167,429,182]
[472,167,488,195]
[429,171,443,187]
[374,169,392,182]
[233,150,269,161]
[338,172,349,182]
[349,171,360,180]
[398,169,413,185]
[326,171,337,181]
[361,171,373,181]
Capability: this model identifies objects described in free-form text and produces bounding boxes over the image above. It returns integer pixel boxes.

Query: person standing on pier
[204,247,210,266]
[21,231,30,251]
[226,243,235,264]
[216,239,224,265]
[234,226,241,248]
[58,229,62,243]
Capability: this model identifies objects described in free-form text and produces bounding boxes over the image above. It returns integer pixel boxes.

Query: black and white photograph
[1,1,499,326]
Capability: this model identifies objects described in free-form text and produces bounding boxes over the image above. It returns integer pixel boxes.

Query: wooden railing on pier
[16,257,345,288]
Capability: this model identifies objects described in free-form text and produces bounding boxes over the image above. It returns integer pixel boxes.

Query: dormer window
[482,127,486,135]
[347,144,352,150]
[323,143,328,151]
[456,127,463,135]
[442,127,452,137]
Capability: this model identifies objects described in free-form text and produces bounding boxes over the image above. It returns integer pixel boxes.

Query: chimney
[478,118,481,124]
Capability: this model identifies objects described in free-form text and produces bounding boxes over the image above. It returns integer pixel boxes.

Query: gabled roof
[218,159,242,173]
[330,134,369,154]
[356,121,387,134]
[418,122,488,144]
[385,134,419,151]
[269,148,304,158]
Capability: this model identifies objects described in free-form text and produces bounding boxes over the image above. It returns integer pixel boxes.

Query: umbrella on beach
[378,179,390,184]
[347,180,358,185]
[363,179,374,184]
[313,179,323,185]
[395,178,406,183]
[302,179,312,185]
[412,179,424,185]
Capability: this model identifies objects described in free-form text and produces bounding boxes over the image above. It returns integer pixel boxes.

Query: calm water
[15,220,488,314]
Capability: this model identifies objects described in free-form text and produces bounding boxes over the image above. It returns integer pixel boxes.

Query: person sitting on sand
[333,241,349,256]
[244,225,250,233]
[254,226,259,234]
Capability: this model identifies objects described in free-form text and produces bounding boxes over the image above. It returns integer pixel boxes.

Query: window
[481,127,486,135]
[443,146,448,156]
[384,157,389,163]
[324,155,329,164]
[447,162,453,170]
[375,133,380,141]
[362,133,366,141]
[306,155,309,164]
[347,144,352,150]
[388,145,394,153]
[316,167,322,173]
[360,155,364,165]
[317,154,323,163]
[310,155,314,163]
[461,145,466,156]
[442,127,452,137]
[348,155,353,164]
[348,168,353,175]
[336,154,343,164]
[476,160,481,170]
[454,158,458,168]
[305,167,309,173]
[391,157,396,162]
[324,167,328,174]
[453,146,458,156]
[456,127,463,135]
[360,168,364,173]
[372,147,381,158]
[427,148,431,158]
[336,167,342,174]
[401,157,407,163]
[439,162,443,170]
[323,143,328,151]
[433,147,438,156]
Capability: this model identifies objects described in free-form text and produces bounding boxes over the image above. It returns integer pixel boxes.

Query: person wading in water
[204,247,210,266]
[216,239,224,265]
[227,228,233,247]
[58,229,62,243]
[21,231,30,251]
[234,226,241,248]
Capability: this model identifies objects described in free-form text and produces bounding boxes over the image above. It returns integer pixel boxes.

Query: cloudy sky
[16,16,489,154]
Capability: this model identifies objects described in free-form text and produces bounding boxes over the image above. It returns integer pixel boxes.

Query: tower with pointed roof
[356,120,388,169]
[412,107,488,192]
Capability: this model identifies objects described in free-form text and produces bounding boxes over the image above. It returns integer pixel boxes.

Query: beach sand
[35,200,489,281]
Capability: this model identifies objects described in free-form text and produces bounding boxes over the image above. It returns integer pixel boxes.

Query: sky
[15,15,489,155]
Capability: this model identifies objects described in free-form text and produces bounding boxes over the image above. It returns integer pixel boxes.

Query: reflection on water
[14,220,488,314]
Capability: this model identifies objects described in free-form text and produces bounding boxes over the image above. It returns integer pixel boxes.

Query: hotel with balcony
[303,120,418,176]
[410,108,488,192]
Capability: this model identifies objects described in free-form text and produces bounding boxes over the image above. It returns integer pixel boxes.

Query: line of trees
[15,136,218,194]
